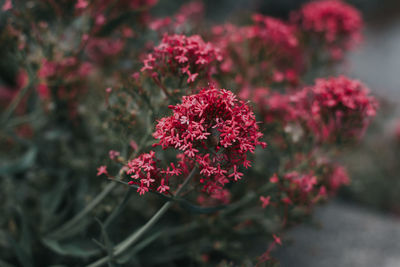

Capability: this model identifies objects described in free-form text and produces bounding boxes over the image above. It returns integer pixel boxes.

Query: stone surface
[274,200,400,267]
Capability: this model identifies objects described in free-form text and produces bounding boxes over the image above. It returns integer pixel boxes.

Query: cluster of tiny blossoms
[141,34,222,84]
[37,57,92,117]
[126,151,170,195]
[300,76,378,143]
[326,164,350,194]
[265,161,350,209]
[292,0,362,58]
[211,14,303,86]
[249,14,298,49]
[251,89,299,125]
[125,86,266,195]
[251,76,378,144]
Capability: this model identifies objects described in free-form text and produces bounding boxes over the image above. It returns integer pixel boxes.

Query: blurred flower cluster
[0,0,377,266]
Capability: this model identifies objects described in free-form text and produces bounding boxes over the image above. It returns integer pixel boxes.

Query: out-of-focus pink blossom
[141,34,222,85]
[2,0,12,11]
[292,0,363,57]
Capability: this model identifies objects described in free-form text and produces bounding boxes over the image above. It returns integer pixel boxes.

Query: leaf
[6,234,33,267]
[0,147,37,175]
[41,238,101,258]
[15,208,33,260]
[40,176,71,230]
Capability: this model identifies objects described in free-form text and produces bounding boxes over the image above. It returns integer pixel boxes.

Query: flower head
[97,165,108,176]
[212,16,303,85]
[152,85,266,194]
[141,34,222,84]
[260,195,271,208]
[298,76,378,143]
[293,0,363,57]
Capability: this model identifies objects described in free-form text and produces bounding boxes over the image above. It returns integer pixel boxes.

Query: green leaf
[6,234,33,267]
[41,238,101,258]
[0,147,37,175]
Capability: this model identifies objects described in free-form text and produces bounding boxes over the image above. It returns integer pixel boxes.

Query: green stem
[1,53,36,124]
[48,182,117,238]
[86,166,198,267]
[47,134,150,238]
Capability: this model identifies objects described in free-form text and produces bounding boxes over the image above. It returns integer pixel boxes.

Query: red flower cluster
[124,86,266,196]
[126,151,170,195]
[212,15,303,86]
[250,14,298,49]
[37,57,92,118]
[299,76,378,143]
[123,86,266,195]
[271,171,326,207]
[293,0,362,58]
[141,34,222,84]
[252,89,299,125]
[85,37,125,63]
[284,171,318,194]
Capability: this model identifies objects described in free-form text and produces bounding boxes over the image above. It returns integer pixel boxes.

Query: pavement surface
[274,200,400,267]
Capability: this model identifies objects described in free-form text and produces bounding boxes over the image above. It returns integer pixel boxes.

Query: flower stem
[86,166,198,267]
[47,134,150,239]
[48,182,118,238]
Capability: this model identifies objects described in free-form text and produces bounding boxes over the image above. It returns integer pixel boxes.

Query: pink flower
[97,165,108,176]
[273,234,282,245]
[251,14,298,48]
[141,34,222,85]
[109,150,120,160]
[37,84,50,99]
[126,151,166,194]
[260,195,271,208]
[293,0,363,55]
[75,0,88,9]
[253,89,299,125]
[186,71,199,83]
[212,16,303,85]
[2,0,12,11]
[130,140,138,151]
[85,38,125,63]
[297,76,378,143]
[133,85,266,195]
[327,164,350,194]
[157,179,170,193]
[270,174,279,183]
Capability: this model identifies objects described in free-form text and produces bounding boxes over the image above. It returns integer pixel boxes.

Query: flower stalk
[86,166,198,267]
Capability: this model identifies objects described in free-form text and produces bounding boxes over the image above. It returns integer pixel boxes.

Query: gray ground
[274,200,400,267]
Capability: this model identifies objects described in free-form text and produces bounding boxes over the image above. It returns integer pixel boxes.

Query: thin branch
[86,166,198,267]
